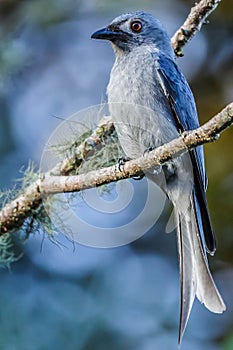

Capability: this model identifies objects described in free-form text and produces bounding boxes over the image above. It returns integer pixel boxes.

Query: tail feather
[191,196,226,312]
[176,212,196,345]
[176,196,226,345]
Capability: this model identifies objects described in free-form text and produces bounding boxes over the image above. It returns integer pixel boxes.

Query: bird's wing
[154,52,216,254]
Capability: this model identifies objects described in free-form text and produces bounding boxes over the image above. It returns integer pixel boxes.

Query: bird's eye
[130,20,142,32]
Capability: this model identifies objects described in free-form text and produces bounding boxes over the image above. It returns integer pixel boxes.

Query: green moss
[0,234,22,268]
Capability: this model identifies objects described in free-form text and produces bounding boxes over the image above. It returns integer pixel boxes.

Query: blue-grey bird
[91,11,226,343]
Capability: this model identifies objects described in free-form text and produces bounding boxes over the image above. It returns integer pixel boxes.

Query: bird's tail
[176,192,226,345]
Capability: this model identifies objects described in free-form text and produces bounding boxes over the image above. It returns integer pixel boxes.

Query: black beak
[91,27,124,41]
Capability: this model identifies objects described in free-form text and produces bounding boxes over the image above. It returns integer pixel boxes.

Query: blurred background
[0,0,232,349]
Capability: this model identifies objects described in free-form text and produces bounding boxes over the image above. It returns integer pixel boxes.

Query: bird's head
[91,11,173,56]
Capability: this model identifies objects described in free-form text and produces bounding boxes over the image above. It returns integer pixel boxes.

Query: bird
[91,11,226,343]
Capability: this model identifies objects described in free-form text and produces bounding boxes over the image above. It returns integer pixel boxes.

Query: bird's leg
[117,157,145,180]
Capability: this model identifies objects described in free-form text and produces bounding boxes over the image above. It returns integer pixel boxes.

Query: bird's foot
[117,157,130,172]
[132,173,145,180]
[117,157,145,180]
[143,146,155,155]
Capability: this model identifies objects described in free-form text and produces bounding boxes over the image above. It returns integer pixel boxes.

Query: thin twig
[171,0,221,56]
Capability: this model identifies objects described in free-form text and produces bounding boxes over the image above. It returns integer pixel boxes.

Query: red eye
[131,20,142,32]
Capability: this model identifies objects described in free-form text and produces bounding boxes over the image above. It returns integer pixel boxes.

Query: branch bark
[171,0,221,56]
[0,103,232,235]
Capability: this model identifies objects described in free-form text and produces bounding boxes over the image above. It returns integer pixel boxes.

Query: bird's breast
[107,49,178,158]
[108,50,156,106]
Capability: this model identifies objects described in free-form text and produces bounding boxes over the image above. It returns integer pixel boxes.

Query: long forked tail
[176,193,226,345]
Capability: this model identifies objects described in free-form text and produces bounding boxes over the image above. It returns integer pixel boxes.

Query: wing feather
[155,53,216,253]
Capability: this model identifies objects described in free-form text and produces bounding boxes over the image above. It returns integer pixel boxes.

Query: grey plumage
[91,11,226,343]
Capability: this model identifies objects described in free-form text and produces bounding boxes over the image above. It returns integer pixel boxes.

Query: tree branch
[41,103,233,193]
[171,0,221,57]
[1,103,232,235]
